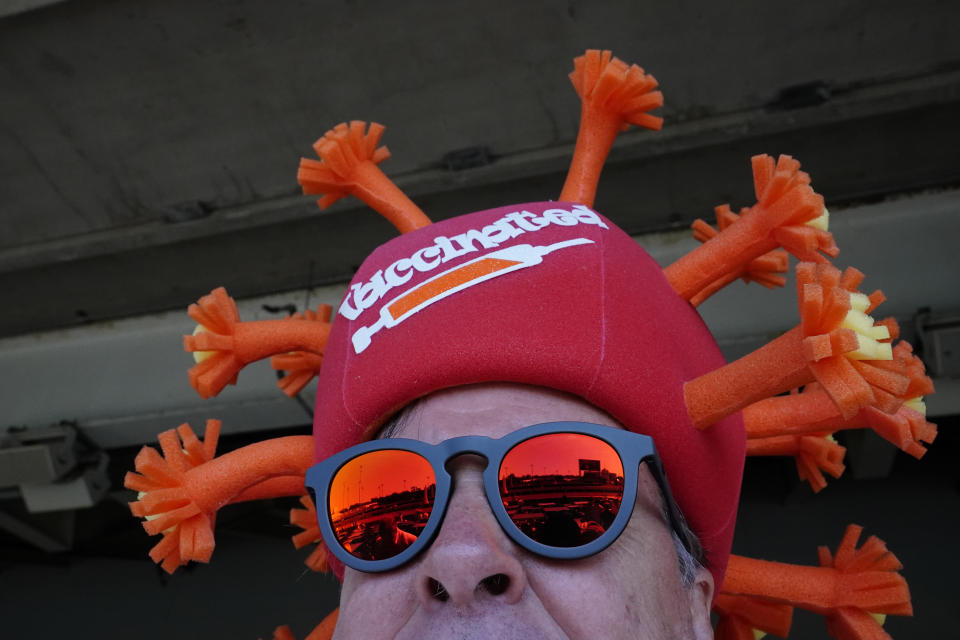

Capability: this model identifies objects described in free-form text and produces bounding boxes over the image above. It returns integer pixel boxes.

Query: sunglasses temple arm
[645,456,704,563]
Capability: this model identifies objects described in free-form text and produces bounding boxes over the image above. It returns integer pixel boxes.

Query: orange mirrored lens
[329,450,436,561]
[499,433,624,547]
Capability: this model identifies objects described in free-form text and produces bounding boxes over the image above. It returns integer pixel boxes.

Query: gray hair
[672,529,703,589]
[663,499,705,589]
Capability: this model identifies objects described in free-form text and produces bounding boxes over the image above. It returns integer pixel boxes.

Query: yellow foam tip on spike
[848,334,894,360]
[840,309,893,348]
[841,310,890,340]
[841,309,873,334]
[870,613,887,626]
[849,292,871,313]
[904,397,927,415]
[806,206,830,231]
[753,630,768,640]
[191,325,215,363]
[867,325,890,340]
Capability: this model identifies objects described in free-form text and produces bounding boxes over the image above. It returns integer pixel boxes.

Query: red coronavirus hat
[310,199,746,587]
[125,50,934,640]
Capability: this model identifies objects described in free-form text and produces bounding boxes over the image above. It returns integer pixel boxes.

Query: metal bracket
[914,309,960,378]
[0,422,110,514]
[0,424,78,486]
[20,452,110,513]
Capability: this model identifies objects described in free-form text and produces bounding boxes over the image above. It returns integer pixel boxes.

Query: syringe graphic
[351,237,594,353]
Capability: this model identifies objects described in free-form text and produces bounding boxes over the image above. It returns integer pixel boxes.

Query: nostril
[480,573,510,595]
[428,577,450,602]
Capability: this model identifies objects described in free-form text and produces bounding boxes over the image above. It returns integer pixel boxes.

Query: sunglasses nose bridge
[438,435,496,474]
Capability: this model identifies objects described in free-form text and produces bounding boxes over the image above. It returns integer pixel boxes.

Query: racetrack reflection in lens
[499,433,624,547]
[329,450,436,561]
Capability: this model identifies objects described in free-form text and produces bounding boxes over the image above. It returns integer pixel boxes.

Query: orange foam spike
[713,593,794,640]
[559,49,663,207]
[743,389,842,438]
[126,430,314,574]
[685,325,812,428]
[818,526,910,640]
[270,304,332,396]
[746,433,846,492]
[876,317,900,341]
[796,435,846,493]
[184,288,331,398]
[721,525,912,619]
[893,341,935,399]
[268,626,296,640]
[263,610,338,640]
[306,609,339,640]
[231,475,307,503]
[685,262,907,429]
[273,351,324,396]
[687,205,790,306]
[298,121,431,234]
[664,154,836,301]
[290,494,331,573]
[861,406,936,459]
[125,421,219,572]
[744,383,937,459]
[814,357,876,417]
[825,608,895,640]
[849,359,909,399]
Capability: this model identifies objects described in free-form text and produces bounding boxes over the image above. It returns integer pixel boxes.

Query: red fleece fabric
[312,201,745,592]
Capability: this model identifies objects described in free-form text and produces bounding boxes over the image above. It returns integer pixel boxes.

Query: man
[130,179,743,640]
[304,196,744,639]
[328,383,716,640]
[128,50,918,640]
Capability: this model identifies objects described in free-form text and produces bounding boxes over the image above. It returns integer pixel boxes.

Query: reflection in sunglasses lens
[329,450,436,561]
[499,433,624,547]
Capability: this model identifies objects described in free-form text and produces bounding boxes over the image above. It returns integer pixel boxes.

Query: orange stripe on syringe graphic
[350,238,594,353]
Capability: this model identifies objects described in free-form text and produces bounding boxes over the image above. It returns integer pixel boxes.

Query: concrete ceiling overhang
[1,0,959,338]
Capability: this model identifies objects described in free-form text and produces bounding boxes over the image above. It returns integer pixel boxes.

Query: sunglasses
[305,421,690,572]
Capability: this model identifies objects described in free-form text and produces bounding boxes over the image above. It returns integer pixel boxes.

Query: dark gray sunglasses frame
[305,421,692,573]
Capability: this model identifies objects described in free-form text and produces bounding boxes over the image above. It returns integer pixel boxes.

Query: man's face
[333,383,714,640]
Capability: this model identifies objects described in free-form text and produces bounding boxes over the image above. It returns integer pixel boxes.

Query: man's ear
[687,566,715,640]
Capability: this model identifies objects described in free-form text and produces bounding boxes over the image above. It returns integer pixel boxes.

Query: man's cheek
[522,561,621,635]
[338,571,417,638]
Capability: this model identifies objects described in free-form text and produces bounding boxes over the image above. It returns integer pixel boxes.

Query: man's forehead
[386,383,625,444]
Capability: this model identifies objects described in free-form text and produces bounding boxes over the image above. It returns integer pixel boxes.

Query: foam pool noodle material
[687,204,790,307]
[290,494,330,573]
[559,49,663,207]
[265,610,338,640]
[746,432,846,492]
[721,525,911,640]
[124,47,942,638]
[184,287,331,399]
[126,426,314,573]
[713,593,794,640]
[297,121,432,234]
[270,304,333,397]
[684,262,906,429]
[742,339,937,458]
[664,154,837,301]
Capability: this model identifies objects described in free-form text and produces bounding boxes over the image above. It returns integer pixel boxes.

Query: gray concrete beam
[2,91,960,338]
[1,190,957,449]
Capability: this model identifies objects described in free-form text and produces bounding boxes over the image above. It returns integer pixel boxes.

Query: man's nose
[413,456,527,607]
